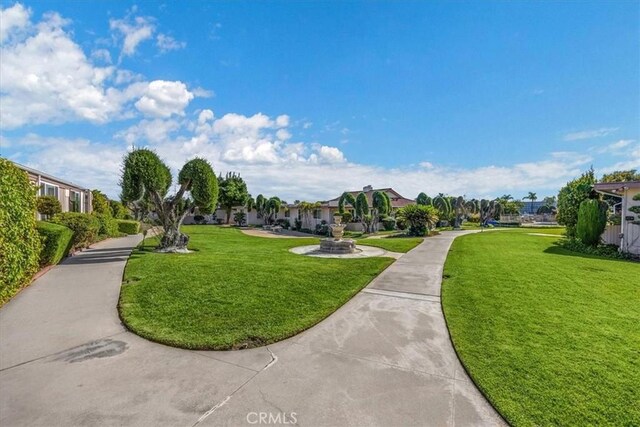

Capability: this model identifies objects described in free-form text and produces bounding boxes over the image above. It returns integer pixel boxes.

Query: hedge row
[0,159,42,305]
[36,222,74,267]
[117,219,140,235]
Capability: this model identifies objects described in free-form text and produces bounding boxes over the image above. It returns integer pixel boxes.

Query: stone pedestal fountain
[319,215,356,254]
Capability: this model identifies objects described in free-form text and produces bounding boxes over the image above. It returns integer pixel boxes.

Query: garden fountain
[319,215,356,254]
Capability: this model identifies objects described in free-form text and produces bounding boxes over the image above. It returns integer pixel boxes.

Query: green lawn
[442,229,639,426]
[356,237,423,253]
[119,226,396,350]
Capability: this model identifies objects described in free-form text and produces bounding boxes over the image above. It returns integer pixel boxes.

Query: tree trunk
[226,207,232,224]
[159,223,190,252]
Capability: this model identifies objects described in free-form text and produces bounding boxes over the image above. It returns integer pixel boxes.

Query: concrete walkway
[0,232,504,426]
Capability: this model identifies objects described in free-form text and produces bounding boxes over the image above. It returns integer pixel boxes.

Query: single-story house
[594,181,640,255]
[191,185,416,230]
[14,162,93,219]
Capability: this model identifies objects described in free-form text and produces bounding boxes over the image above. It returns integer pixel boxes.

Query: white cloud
[134,80,194,118]
[156,33,185,53]
[275,114,290,127]
[0,9,123,128]
[0,2,30,43]
[276,129,291,141]
[597,139,634,154]
[315,145,345,163]
[563,127,618,141]
[91,48,112,64]
[109,14,155,59]
[192,87,214,98]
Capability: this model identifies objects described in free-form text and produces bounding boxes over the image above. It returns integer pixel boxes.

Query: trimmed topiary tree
[557,168,596,237]
[121,149,218,252]
[338,192,356,215]
[576,199,607,247]
[36,195,62,219]
[0,158,42,305]
[218,172,250,224]
[416,192,432,206]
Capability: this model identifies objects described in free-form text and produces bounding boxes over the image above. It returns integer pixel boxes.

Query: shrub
[233,211,247,226]
[467,213,480,223]
[109,200,128,219]
[341,212,353,223]
[396,205,439,236]
[194,214,206,224]
[294,218,302,231]
[36,195,62,218]
[557,168,596,237]
[0,158,42,305]
[94,213,119,237]
[36,221,73,267]
[91,189,111,214]
[116,219,140,235]
[381,216,396,231]
[560,239,632,260]
[576,199,607,246]
[52,212,100,250]
[315,222,330,236]
[275,218,290,229]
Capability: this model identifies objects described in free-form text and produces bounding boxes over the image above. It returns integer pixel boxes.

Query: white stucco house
[189,186,416,230]
[594,181,640,255]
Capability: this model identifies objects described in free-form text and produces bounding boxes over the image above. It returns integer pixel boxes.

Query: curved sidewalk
[0,231,504,426]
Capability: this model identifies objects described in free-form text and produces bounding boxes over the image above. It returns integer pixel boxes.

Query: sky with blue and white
[1,1,638,201]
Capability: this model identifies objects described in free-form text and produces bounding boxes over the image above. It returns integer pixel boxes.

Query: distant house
[200,185,415,229]
[14,162,93,219]
[594,181,640,255]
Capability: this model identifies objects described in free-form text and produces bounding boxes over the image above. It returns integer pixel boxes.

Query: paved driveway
[0,232,504,426]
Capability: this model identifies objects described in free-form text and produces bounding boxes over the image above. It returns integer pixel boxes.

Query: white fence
[601,224,622,246]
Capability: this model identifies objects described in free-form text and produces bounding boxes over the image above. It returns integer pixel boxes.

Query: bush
[0,158,42,305]
[576,199,607,246]
[36,221,73,267]
[109,200,128,219]
[275,218,290,229]
[36,195,62,218]
[341,212,353,223]
[91,189,110,214]
[560,238,632,260]
[194,214,206,224]
[467,213,481,223]
[381,216,396,231]
[315,222,330,236]
[233,211,247,226]
[294,218,302,231]
[116,219,140,235]
[396,205,439,236]
[52,212,100,250]
[94,213,119,237]
[557,168,596,237]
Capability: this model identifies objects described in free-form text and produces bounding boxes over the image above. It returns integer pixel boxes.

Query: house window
[40,182,59,198]
[69,191,81,212]
[313,209,322,219]
[284,209,290,218]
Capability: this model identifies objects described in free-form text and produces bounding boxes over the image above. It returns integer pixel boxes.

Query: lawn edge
[117,245,397,351]
[440,233,512,426]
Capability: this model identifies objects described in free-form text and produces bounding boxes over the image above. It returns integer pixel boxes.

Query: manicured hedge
[52,212,100,250]
[94,212,119,237]
[0,158,42,305]
[117,219,140,235]
[36,221,73,267]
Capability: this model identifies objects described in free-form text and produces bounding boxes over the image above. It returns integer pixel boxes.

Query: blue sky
[1,1,638,200]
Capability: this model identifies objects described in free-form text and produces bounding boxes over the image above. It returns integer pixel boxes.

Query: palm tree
[525,192,537,214]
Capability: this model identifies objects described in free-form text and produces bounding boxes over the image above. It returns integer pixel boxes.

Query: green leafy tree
[109,200,128,219]
[338,192,357,215]
[218,172,250,224]
[36,195,62,218]
[355,192,371,232]
[432,195,451,224]
[452,196,467,228]
[253,194,282,225]
[370,190,391,232]
[298,201,320,229]
[120,149,218,251]
[600,170,640,183]
[233,211,247,226]
[416,192,432,206]
[479,199,502,227]
[557,168,596,237]
[576,199,608,246]
[396,205,439,236]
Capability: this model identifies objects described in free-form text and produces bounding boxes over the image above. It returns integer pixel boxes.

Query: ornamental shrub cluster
[0,158,42,305]
[396,204,439,236]
[36,195,62,218]
[557,168,596,237]
[52,212,100,250]
[576,199,607,246]
[36,221,74,267]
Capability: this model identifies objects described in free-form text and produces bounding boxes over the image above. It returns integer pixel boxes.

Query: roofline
[12,161,91,191]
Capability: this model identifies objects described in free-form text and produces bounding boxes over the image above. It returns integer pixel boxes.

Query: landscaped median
[441,228,640,426]
[118,226,422,350]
